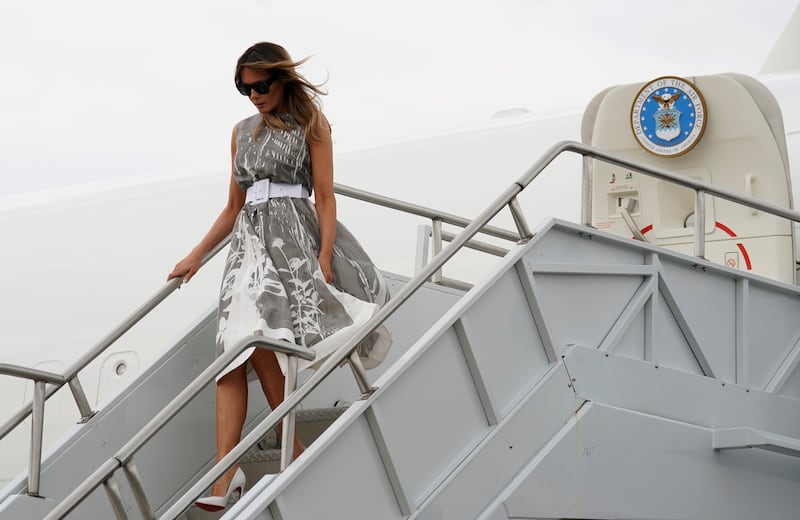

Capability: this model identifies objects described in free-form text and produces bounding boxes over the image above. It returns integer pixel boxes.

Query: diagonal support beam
[656,261,716,378]
[515,261,558,362]
[764,332,800,394]
[598,274,657,353]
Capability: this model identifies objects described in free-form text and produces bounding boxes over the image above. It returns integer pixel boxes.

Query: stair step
[241,406,347,475]
[183,406,347,519]
[241,448,282,464]
[248,405,348,452]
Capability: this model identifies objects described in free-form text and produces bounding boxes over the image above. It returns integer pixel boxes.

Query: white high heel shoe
[195,467,246,512]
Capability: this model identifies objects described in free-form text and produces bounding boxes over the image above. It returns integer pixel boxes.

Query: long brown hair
[235,42,327,141]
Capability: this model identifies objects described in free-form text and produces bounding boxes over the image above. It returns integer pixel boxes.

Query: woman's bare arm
[309,115,336,283]
[167,128,245,283]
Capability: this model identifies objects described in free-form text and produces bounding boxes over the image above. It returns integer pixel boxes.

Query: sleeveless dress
[216,113,391,378]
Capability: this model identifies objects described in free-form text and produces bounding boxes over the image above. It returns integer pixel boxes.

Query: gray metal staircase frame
[7,141,800,518]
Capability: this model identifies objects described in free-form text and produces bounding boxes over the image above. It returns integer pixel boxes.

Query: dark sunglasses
[236,77,278,96]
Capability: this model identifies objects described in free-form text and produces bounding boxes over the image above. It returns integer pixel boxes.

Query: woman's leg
[249,348,305,457]
[210,364,248,497]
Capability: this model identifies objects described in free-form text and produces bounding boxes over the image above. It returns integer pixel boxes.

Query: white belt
[245,179,310,204]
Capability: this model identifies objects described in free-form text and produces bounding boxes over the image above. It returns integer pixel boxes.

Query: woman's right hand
[167,128,243,285]
[167,250,204,283]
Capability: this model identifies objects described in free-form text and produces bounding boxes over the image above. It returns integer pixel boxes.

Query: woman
[168,42,391,512]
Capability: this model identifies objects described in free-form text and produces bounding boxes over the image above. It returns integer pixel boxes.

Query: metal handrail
[335,183,523,283]
[0,365,67,385]
[334,183,521,243]
[574,142,800,259]
[0,234,232,499]
[439,230,509,258]
[0,237,232,443]
[0,365,71,497]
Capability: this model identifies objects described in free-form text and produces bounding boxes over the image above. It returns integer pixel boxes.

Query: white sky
[1,0,798,196]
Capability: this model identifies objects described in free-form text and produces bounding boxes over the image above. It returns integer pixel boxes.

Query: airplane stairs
[3,218,800,519]
[208,218,800,520]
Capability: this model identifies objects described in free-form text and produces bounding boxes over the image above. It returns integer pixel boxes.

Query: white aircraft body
[1,3,800,508]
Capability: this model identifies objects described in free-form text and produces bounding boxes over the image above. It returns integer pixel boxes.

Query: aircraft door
[583,74,795,284]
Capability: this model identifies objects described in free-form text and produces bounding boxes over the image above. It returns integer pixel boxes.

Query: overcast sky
[1,0,798,197]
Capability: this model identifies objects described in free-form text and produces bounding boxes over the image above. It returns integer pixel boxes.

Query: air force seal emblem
[631,76,707,157]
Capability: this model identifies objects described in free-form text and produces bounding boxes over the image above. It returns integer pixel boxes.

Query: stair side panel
[457,266,552,419]
[503,402,800,520]
[565,345,800,438]
[657,256,737,380]
[261,413,404,520]
[368,325,491,507]
[746,281,800,391]
[413,364,582,520]
[298,274,464,410]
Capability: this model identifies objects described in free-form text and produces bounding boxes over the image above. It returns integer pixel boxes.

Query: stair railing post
[509,195,532,241]
[414,225,432,275]
[348,351,374,398]
[28,380,46,497]
[102,475,129,520]
[67,376,96,423]
[431,218,443,283]
[123,459,155,520]
[694,188,706,259]
[279,354,298,471]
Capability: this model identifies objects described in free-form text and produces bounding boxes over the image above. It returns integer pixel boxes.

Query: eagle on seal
[651,92,682,109]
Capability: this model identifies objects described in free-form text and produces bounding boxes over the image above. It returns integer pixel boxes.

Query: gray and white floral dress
[216,112,391,378]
